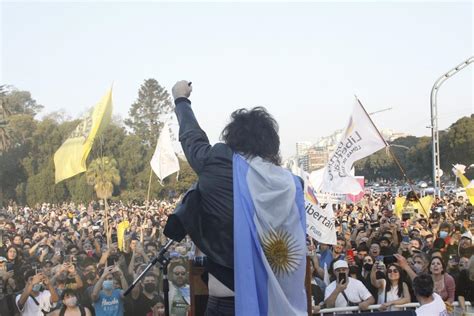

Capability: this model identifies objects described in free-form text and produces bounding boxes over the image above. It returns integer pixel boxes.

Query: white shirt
[377,280,402,311]
[416,293,448,316]
[324,277,373,308]
[16,291,53,316]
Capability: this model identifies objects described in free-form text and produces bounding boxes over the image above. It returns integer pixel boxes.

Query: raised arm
[172,81,212,174]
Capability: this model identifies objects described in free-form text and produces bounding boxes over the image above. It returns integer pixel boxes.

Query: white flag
[288,162,337,245]
[150,123,180,184]
[321,98,387,194]
[452,163,467,176]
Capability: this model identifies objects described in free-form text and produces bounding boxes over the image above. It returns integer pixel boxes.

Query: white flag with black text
[321,98,387,194]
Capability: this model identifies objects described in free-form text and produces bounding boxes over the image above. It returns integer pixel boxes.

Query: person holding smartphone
[324,260,375,310]
[370,263,411,311]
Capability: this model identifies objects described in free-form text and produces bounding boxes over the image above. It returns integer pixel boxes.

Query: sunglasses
[173,272,186,276]
[387,269,399,273]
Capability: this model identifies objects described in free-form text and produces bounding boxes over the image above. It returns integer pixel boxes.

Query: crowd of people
[0,189,472,315]
[0,199,193,316]
[309,191,474,315]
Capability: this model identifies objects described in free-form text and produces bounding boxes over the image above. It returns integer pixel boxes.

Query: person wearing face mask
[412,253,429,275]
[91,266,126,316]
[16,270,59,316]
[360,255,378,300]
[130,274,161,316]
[80,268,98,316]
[437,222,451,242]
[49,289,92,316]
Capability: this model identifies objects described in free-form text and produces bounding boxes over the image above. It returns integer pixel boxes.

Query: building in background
[294,128,410,172]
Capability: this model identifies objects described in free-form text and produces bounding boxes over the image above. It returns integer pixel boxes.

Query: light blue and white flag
[234,154,307,316]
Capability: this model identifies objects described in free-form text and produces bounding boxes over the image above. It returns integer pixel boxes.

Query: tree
[86,157,121,244]
[86,157,121,200]
[0,85,43,116]
[0,85,43,153]
[124,79,173,148]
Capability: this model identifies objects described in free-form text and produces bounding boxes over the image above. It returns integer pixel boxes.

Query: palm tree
[86,156,121,244]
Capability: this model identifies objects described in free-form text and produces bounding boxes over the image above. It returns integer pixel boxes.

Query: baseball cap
[333,260,349,270]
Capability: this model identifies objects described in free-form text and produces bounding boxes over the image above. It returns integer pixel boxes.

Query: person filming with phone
[324,260,375,310]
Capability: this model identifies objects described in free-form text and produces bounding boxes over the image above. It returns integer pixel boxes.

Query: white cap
[461,232,472,241]
[333,260,349,270]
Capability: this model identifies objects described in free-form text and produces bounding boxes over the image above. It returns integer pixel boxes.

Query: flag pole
[355,97,428,217]
[145,168,153,213]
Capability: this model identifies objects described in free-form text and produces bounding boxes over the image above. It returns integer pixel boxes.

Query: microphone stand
[124,239,174,316]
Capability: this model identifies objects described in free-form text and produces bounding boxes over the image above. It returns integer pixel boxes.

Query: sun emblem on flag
[261,229,303,276]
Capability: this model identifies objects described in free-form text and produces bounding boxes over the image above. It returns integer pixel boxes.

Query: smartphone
[107,256,116,267]
[347,249,354,262]
[111,234,118,244]
[338,272,347,284]
[402,213,411,221]
[383,255,397,265]
[6,262,14,272]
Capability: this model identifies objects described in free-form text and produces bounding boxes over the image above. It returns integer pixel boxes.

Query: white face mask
[64,296,77,307]
[413,264,423,273]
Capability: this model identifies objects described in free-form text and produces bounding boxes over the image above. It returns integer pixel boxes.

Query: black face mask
[144,283,156,293]
[363,263,373,271]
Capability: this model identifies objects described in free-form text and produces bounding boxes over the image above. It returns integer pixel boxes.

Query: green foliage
[5,83,469,206]
[356,115,474,181]
[0,82,199,207]
[86,157,121,200]
[124,79,173,148]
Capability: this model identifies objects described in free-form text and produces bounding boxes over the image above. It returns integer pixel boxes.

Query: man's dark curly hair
[221,107,281,165]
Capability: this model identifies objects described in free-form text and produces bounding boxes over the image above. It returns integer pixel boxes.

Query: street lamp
[430,56,474,196]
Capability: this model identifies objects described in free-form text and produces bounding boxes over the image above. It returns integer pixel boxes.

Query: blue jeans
[205,296,234,316]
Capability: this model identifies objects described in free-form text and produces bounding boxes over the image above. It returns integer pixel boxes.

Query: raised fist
[172,80,192,100]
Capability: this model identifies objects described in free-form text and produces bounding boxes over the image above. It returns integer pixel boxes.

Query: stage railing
[316,301,471,315]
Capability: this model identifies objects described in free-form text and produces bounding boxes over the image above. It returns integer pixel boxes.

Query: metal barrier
[316,301,472,315]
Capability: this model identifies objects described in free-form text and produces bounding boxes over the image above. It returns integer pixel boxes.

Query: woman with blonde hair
[457,255,474,314]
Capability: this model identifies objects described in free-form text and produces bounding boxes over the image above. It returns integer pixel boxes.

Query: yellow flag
[416,196,434,218]
[458,172,474,205]
[395,197,406,218]
[394,195,433,219]
[117,220,130,251]
[54,89,113,183]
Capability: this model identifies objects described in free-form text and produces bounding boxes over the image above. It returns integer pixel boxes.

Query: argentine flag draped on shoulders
[233,154,307,316]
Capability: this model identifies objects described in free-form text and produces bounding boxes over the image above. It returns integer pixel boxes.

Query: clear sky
[1,1,473,158]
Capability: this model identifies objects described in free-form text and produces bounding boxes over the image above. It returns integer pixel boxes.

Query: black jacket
[165,98,234,290]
